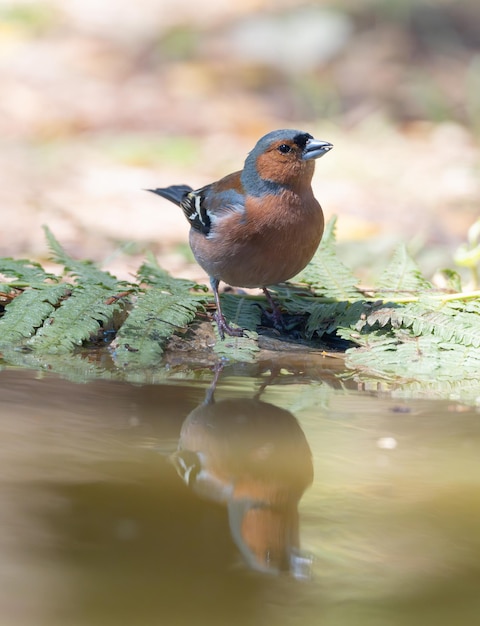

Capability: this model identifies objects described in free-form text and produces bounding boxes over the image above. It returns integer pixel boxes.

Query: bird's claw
[214,312,245,340]
[261,307,286,332]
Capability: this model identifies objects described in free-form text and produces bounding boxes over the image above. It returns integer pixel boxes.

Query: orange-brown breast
[189,188,324,288]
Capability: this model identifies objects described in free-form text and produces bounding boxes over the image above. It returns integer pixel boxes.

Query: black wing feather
[148,184,211,235]
[180,187,212,236]
[148,185,193,206]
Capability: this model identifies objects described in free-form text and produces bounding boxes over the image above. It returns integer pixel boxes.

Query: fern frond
[374,244,433,297]
[213,329,260,362]
[275,297,371,340]
[448,299,480,315]
[398,303,479,346]
[0,258,57,284]
[286,299,344,337]
[113,286,202,368]
[294,216,361,300]
[200,293,262,361]
[43,226,120,288]
[306,300,375,339]
[28,284,126,353]
[218,293,263,332]
[0,284,70,344]
[137,256,204,292]
[354,300,480,348]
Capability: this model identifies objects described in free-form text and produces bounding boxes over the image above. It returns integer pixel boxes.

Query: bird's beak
[302,138,333,160]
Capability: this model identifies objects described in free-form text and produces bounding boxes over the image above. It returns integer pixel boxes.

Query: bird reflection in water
[170,369,314,578]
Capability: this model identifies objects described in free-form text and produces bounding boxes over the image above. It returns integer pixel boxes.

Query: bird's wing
[180,171,246,237]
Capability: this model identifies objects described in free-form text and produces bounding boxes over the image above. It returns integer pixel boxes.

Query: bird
[148,129,333,339]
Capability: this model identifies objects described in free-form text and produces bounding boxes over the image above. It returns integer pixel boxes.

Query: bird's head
[243,129,333,193]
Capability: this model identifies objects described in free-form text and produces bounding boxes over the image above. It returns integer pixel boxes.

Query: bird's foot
[262,287,286,332]
[213,311,244,340]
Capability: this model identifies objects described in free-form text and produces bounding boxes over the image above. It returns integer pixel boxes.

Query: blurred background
[1,0,479,283]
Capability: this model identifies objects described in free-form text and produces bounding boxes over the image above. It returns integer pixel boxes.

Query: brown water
[1,365,480,626]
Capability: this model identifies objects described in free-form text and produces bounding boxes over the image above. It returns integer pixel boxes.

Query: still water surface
[1,365,479,626]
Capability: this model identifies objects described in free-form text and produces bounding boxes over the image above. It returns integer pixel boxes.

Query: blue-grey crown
[250,129,313,155]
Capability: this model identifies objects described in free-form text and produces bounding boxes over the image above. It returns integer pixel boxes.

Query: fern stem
[347,291,480,304]
[204,288,480,306]
[1,282,35,289]
[437,289,480,303]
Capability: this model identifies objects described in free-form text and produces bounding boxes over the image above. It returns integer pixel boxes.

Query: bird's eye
[277,144,291,154]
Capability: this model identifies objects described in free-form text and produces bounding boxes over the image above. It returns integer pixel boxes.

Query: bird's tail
[147,185,193,206]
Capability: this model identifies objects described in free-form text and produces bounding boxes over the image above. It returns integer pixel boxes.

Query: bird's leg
[262,287,285,330]
[210,277,244,340]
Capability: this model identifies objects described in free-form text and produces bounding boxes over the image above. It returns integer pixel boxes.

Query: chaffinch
[149,129,333,338]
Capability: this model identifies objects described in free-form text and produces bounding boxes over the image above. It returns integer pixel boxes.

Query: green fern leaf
[213,329,260,362]
[29,284,126,353]
[205,293,261,361]
[368,301,480,348]
[137,256,203,292]
[0,258,57,284]
[278,297,371,340]
[449,299,480,315]
[43,226,120,288]
[294,216,361,300]
[0,284,70,344]
[302,301,348,338]
[113,286,202,368]
[374,244,433,296]
[346,297,480,348]
[309,300,376,338]
[337,324,398,347]
[217,293,263,332]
